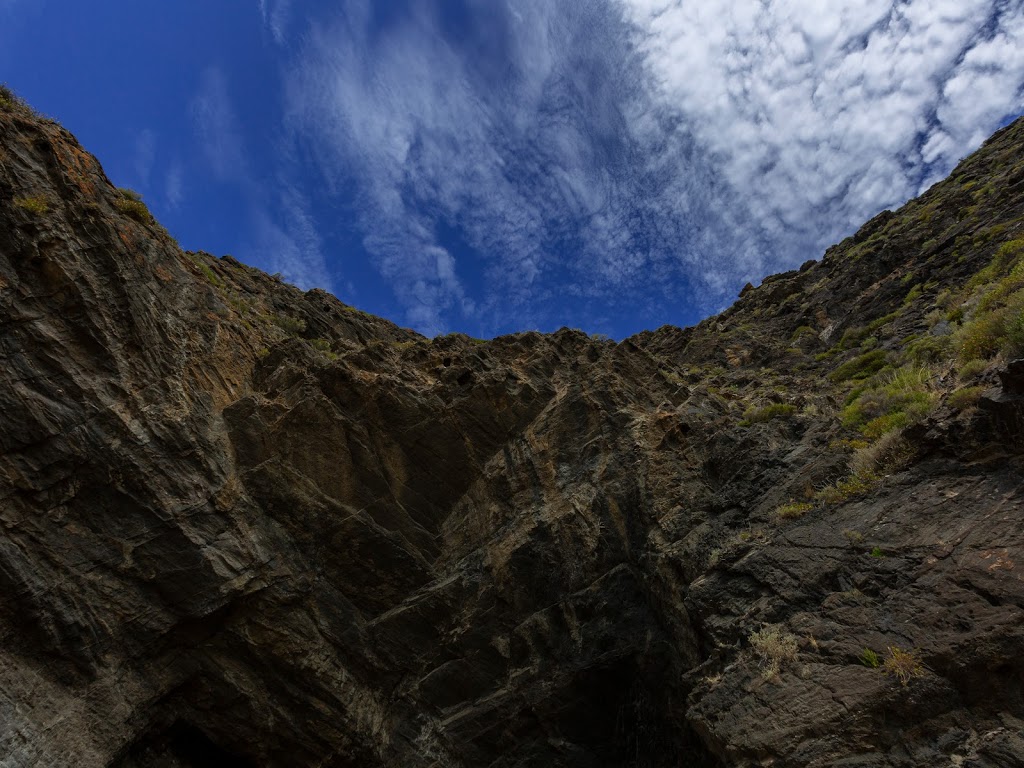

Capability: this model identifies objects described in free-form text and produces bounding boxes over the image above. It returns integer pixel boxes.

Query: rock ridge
[1,91,1023,766]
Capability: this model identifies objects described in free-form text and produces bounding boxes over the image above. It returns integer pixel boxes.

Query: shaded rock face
[1,95,1023,767]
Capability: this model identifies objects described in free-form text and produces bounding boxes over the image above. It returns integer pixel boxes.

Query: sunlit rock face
[1,95,1023,767]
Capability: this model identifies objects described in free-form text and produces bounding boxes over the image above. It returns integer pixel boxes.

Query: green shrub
[867,311,900,334]
[947,386,986,410]
[841,365,937,438]
[0,83,27,112]
[860,648,881,668]
[994,237,1024,268]
[902,334,951,364]
[952,242,1024,363]
[309,337,339,361]
[272,314,306,335]
[966,238,1024,292]
[957,310,1009,362]
[309,338,332,352]
[776,501,813,520]
[816,471,878,505]
[790,325,817,342]
[977,276,1024,314]
[862,413,911,439]
[114,188,153,222]
[741,403,797,426]
[830,350,888,382]
[957,359,988,379]
[838,326,869,350]
[13,195,49,214]
[187,253,223,288]
[1005,307,1024,358]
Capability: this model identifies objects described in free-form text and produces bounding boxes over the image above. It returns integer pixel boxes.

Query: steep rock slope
[0,90,1022,767]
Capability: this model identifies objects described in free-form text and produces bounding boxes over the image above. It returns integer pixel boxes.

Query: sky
[2,1,1023,339]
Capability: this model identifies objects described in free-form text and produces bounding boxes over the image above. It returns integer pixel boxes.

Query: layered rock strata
[1,95,1022,766]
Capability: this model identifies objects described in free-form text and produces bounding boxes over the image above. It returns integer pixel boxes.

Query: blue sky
[2,1,1023,338]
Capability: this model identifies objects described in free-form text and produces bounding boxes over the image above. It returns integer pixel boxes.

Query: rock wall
[1,95,1022,766]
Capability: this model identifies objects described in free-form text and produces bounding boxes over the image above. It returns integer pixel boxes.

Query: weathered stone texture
[1,102,1022,766]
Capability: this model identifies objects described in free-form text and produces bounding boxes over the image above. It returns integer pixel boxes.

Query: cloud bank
[281,0,1024,336]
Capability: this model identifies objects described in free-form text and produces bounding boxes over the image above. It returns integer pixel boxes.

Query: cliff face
[1,91,1022,767]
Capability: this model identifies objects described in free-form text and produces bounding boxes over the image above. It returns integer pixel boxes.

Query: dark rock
[1,99,1023,767]
[998,359,1024,394]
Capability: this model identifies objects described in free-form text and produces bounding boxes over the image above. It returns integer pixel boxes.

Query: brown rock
[1,97,1023,767]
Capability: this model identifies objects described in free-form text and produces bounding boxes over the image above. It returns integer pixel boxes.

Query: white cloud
[258,0,292,45]
[165,162,184,210]
[619,0,1024,245]
[133,128,156,187]
[189,64,332,296]
[190,67,248,183]
[250,182,333,292]
[280,0,1024,335]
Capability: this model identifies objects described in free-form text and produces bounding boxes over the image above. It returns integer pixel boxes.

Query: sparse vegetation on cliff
[749,625,799,678]
[1,92,1023,767]
[13,195,49,214]
[114,187,153,223]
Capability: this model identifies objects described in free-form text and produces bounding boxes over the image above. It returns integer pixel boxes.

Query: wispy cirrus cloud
[258,0,293,45]
[279,0,1024,336]
[250,181,333,291]
[165,162,184,210]
[133,128,156,187]
[284,1,690,334]
[190,67,249,183]
[190,64,332,291]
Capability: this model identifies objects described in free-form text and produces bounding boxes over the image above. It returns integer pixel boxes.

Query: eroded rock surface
[1,95,1022,767]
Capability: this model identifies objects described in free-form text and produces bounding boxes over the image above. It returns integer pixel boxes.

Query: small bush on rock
[776,501,813,520]
[948,385,987,411]
[114,188,153,222]
[749,625,799,678]
[816,472,878,506]
[883,646,926,686]
[860,648,881,668]
[830,349,889,382]
[841,365,937,438]
[741,403,797,426]
[850,432,915,477]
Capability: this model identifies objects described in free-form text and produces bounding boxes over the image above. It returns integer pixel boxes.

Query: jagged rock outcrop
[1,91,1022,767]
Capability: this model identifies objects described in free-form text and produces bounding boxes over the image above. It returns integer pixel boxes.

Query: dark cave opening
[117,720,257,768]
[164,722,257,768]
[543,658,718,768]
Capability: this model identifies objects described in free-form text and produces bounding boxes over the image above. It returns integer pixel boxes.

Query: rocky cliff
[1,88,1022,767]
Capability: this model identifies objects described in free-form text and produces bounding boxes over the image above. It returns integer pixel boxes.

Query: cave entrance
[164,722,257,768]
[539,657,719,767]
[117,720,257,768]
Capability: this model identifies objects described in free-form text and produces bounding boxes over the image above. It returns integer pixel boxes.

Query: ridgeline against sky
[2,0,1022,337]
